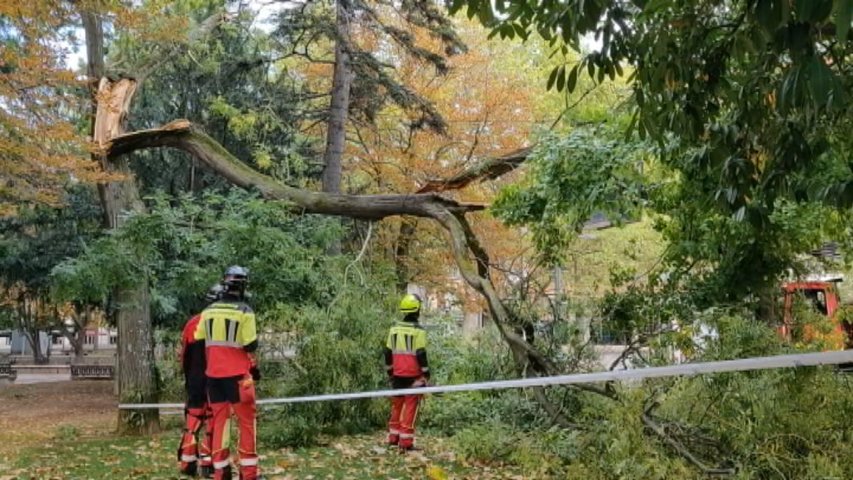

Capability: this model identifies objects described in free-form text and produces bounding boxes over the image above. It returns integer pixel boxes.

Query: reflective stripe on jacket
[385,321,427,377]
[194,301,257,378]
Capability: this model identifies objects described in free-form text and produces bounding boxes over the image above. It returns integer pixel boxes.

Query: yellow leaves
[209,95,241,119]
[255,149,274,170]
[426,464,450,480]
[230,112,259,139]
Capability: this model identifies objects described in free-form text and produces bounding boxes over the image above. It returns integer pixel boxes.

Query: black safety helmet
[205,283,224,302]
[222,265,249,296]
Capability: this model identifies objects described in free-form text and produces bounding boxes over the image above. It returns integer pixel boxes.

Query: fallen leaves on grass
[9,430,526,479]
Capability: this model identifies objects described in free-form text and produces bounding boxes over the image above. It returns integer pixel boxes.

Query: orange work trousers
[179,405,213,473]
[387,394,422,449]
[208,375,258,480]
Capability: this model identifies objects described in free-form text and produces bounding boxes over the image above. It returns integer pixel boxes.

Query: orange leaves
[0,3,110,214]
[336,17,546,301]
[114,5,190,46]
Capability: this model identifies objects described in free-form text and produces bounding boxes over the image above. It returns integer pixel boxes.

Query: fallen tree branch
[105,114,619,420]
[416,145,533,193]
[107,120,487,220]
[531,386,582,429]
[642,414,735,476]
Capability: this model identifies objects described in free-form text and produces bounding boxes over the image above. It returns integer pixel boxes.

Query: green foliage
[462,0,853,312]
[52,190,341,328]
[658,317,853,479]
[258,285,393,447]
[119,2,319,192]
[493,127,650,265]
[439,309,851,478]
[0,186,101,295]
[452,423,577,477]
[258,299,506,447]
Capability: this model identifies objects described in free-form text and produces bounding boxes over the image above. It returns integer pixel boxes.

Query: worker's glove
[412,377,429,388]
[250,366,261,382]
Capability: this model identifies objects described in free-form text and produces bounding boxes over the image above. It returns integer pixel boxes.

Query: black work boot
[217,465,233,480]
[180,461,198,477]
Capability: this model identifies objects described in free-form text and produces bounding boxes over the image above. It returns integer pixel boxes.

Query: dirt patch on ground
[0,381,116,458]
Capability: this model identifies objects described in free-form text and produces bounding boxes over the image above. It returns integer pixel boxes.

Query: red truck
[779,276,853,350]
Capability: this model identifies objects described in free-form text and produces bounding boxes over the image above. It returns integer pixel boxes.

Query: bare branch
[417,146,533,193]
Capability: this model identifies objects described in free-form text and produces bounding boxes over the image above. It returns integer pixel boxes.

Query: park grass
[2,422,525,480]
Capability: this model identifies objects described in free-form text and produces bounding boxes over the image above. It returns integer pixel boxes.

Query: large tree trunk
[322,0,353,195]
[73,323,85,359]
[81,6,158,434]
[19,298,46,364]
[98,83,159,435]
[322,0,354,255]
[394,218,418,291]
[114,278,157,434]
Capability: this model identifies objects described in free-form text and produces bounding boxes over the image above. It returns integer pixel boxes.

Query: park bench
[70,364,114,380]
[0,359,17,383]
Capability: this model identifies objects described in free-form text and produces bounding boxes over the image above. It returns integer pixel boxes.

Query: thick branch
[642,414,735,475]
[417,146,532,193]
[106,121,486,220]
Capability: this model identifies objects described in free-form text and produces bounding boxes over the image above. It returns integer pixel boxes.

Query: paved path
[6,373,71,385]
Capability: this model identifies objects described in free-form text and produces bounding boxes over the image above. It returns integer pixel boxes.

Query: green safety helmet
[399,293,422,313]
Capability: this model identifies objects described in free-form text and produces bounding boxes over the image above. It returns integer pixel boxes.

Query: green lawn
[4,425,525,480]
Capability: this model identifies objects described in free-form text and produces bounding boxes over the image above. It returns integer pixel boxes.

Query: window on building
[109,335,117,345]
[84,334,96,345]
[52,336,64,345]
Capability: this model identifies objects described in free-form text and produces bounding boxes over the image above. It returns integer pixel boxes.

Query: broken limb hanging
[103,112,608,411]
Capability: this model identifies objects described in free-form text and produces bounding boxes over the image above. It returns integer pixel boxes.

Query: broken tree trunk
[92,77,159,435]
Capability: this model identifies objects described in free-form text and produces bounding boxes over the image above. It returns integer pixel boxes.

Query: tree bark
[115,280,157,434]
[81,3,158,433]
[322,0,353,196]
[95,80,159,434]
[108,122,486,219]
[74,320,85,358]
[19,297,45,364]
[416,146,532,193]
[80,9,105,95]
[394,218,418,291]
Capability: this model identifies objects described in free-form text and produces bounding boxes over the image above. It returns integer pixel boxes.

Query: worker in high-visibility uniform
[194,266,261,480]
[178,285,222,478]
[384,293,430,451]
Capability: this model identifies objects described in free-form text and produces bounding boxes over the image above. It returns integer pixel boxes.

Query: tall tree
[0,2,106,214]
[82,42,160,442]
[322,0,354,195]
[77,0,224,433]
[273,0,467,194]
[346,18,555,299]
